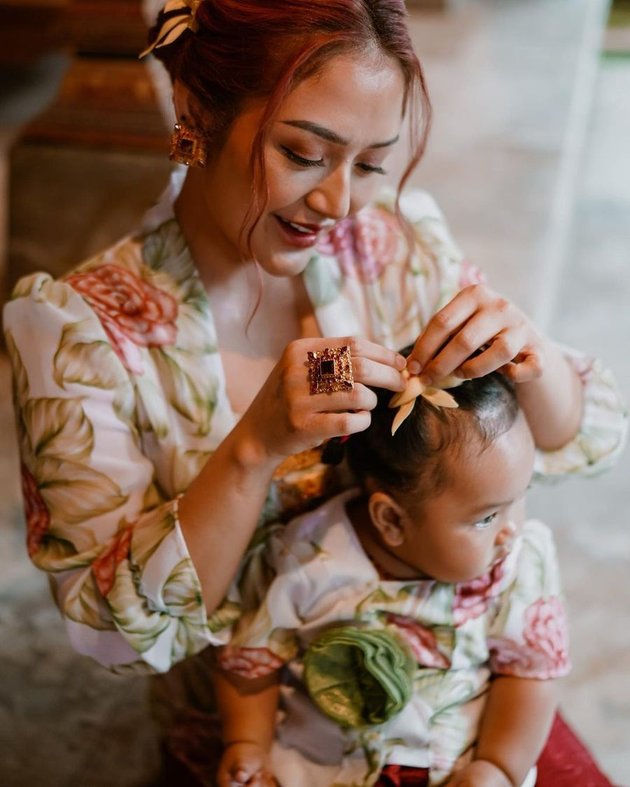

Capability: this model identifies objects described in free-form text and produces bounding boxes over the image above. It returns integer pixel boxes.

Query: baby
[213,371,569,787]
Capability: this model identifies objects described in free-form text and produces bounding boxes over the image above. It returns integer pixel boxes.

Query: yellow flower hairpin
[388,370,463,436]
[140,0,202,58]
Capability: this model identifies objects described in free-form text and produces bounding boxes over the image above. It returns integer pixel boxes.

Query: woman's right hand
[238,336,406,464]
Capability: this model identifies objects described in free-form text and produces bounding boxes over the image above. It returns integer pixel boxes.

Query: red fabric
[375,764,430,786]
[536,713,617,786]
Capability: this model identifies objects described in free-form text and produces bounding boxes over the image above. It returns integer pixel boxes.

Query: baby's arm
[214,667,280,786]
[447,676,557,787]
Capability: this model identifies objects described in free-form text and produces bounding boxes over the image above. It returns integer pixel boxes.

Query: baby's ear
[368,491,405,547]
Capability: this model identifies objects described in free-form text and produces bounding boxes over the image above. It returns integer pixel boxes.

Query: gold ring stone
[307,346,354,395]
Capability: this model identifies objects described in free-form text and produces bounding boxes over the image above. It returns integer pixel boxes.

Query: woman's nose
[305,164,352,220]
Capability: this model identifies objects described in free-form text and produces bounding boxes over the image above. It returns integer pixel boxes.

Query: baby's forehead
[438,410,534,494]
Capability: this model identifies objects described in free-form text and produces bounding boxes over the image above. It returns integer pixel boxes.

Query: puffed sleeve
[2,271,224,674]
[487,520,570,680]
[396,189,629,481]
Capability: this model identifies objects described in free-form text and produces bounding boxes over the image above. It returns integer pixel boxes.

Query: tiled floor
[1,3,628,786]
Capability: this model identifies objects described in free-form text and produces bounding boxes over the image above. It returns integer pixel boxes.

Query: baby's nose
[495,519,517,546]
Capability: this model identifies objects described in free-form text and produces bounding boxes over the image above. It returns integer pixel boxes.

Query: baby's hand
[216,741,277,786]
[445,759,513,787]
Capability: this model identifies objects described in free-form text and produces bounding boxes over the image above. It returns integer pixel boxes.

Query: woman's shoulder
[3,217,206,382]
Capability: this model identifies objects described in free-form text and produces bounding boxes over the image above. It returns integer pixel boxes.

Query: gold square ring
[307,346,354,395]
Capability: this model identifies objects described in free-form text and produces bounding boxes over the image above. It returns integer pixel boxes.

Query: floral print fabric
[218,491,569,786]
[2,178,626,674]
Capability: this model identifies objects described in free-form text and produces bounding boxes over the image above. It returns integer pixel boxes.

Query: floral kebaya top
[217,490,569,787]
[2,173,626,674]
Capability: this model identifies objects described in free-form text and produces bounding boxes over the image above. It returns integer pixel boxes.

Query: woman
[3,0,626,782]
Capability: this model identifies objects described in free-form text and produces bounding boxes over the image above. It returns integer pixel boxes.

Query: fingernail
[407,359,421,375]
[395,354,407,370]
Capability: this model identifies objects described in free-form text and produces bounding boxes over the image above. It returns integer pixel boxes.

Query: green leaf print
[133,374,171,439]
[152,347,216,436]
[208,600,243,634]
[53,320,130,390]
[268,627,299,662]
[128,504,177,573]
[30,535,102,573]
[62,564,119,631]
[356,587,395,614]
[11,272,70,308]
[303,254,342,308]
[23,397,94,464]
[107,560,172,653]
[161,558,204,616]
[176,300,217,352]
[143,219,191,279]
[170,614,215,662]
[38,456,128,533]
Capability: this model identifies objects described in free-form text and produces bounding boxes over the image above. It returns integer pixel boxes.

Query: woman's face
[192,51,406,276]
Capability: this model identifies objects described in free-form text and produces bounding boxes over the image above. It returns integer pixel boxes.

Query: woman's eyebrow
[281,119,399,149]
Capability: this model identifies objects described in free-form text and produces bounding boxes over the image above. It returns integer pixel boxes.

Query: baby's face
[399,411,536,583]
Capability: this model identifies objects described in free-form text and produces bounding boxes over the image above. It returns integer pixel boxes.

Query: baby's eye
[474,513,498,530]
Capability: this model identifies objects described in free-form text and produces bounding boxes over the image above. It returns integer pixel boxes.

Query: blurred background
[0,1,628,785]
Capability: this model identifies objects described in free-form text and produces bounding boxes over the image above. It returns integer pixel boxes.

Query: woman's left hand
[407,284,546,385]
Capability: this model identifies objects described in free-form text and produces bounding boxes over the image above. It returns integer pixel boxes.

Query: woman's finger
[344,355,404,392]
[499,352,544,383]
[407,285,493,373]
[421,318,515,382]
[290,336,405,373]
[308,409,372,438]
[306,382,378,413]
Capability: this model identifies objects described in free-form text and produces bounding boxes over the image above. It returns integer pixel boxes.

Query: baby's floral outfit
[217,490,569,786]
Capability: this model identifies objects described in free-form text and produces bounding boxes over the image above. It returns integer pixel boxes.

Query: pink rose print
[453,559,506,626]
[458,259,486,289]
[386,613,450,668]
[488,637,537,675]
[217,646,285,679]
[317,207,401,283]
[66,264,178,375]
[22,464,51,559]
[92,527,133,598]
[489,597,570,679]
[524,597,569,670]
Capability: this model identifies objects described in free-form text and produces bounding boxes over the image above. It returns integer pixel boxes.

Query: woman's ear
[368,491,406,548]
[172,79,194,124]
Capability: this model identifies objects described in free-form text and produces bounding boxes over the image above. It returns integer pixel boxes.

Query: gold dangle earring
[169,119,207,168]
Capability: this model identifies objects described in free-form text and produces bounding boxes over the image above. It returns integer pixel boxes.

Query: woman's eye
[356,162,387,176]
[474,513,498,530]
[280,146,324,168]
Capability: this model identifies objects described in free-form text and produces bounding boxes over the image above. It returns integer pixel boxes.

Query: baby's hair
[345,370,519,504]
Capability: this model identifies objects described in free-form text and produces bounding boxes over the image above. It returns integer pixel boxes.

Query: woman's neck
[174,169,249,290]
[346,496,430,581]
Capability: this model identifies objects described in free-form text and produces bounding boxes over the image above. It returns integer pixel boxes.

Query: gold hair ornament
[388,370,463,436]
[140,0,202,58]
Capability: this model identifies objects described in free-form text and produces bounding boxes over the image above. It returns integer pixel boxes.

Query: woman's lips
[274,215,326,248]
